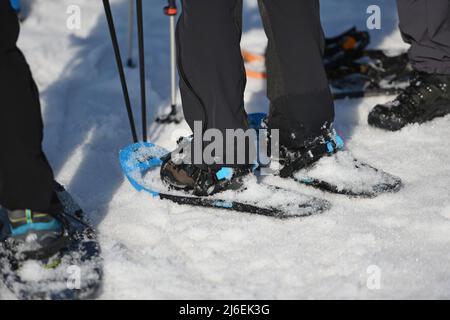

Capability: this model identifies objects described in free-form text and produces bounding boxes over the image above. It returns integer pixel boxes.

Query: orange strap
[246,69,267,79]
[242,50,265,63]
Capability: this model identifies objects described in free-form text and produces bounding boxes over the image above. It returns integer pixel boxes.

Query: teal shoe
[2,208,68,260]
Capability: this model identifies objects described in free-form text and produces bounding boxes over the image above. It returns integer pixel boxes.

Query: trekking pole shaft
[102,0,138,143]
[127,0,135,67]
[136,0,147,142]
[164,0,178,110]
[170,15,177,107]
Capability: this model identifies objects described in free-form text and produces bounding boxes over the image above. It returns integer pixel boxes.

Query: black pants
[177,0,335,162]
[397,0,450,75]
[0,0,54,212]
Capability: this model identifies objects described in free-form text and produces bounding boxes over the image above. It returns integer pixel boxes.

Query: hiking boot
[1,194,68,260]
[368,72,450,131]
[160,156,252,197]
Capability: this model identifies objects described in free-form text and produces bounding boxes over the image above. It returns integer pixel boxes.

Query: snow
[2,0,450,299]
[293,151,401,195]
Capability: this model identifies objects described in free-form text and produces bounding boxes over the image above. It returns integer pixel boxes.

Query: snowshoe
[329,50,412,99]
[248,113,403,197]
[119,142,331,220]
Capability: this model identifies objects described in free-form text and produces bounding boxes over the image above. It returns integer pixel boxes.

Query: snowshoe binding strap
[279,133,344,178]
[163,161,248,197]
[4,209,71,261]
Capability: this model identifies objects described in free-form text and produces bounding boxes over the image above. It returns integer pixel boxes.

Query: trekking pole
[102,0,138,143]
[168,0,178,119]
[156,0,182,124]
[126,0,135,68]
[136,0,148,142]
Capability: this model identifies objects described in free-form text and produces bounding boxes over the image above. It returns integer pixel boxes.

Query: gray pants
[397,0,450,75]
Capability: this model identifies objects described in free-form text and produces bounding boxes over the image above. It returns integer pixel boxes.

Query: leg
[258,0,335,149]
[177,0,249,166]
[0,0,54,212]
[397,0,450,75]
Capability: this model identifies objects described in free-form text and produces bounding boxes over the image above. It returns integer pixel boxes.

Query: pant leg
[177,0,251,167]
[397,0,450,75]
[258,0,335,149]
[0,0,54,212]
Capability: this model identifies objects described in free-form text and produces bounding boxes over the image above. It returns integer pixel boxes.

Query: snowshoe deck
[291,153,402,197]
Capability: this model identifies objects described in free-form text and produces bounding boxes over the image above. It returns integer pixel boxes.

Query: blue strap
[10,220,61,237]
[334,134,345,150]
[326,134,345,153]
[216,167,233,181]
[10,0,21,11]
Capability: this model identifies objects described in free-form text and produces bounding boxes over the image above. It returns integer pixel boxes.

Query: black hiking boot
[368,72,450,131]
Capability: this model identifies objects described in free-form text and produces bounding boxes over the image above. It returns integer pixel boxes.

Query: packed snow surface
[1,0,450,299]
